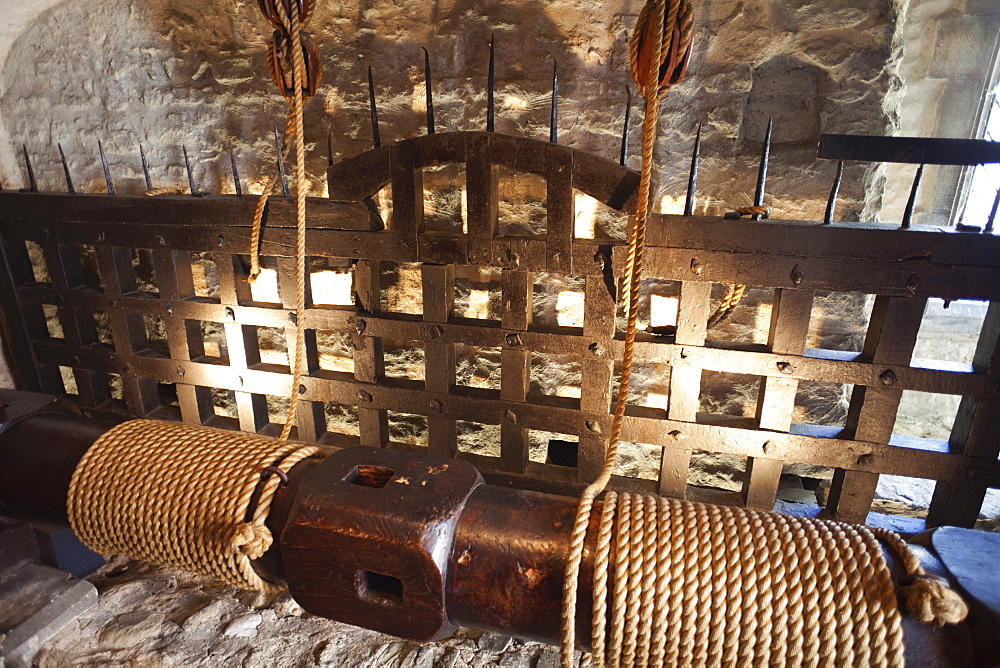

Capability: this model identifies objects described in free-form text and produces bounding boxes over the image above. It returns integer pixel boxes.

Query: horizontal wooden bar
[819,134,1000,166]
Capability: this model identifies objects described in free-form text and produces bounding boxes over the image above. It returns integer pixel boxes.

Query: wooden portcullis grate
[1,130,998,528]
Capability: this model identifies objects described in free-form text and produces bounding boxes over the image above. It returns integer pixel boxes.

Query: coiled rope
[68,420,322,591]
[559,2,966,666]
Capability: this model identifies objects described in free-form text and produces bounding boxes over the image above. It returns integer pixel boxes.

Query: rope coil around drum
[68,420,323,591]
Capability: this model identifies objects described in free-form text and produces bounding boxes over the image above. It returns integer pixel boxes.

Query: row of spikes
[7,38,997,232]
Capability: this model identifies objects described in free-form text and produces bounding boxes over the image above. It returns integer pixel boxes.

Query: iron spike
[326,129,334,168]
[487,35,495,133]
[549,60,558,144]
[274,121,290,198]
[985,186,999,234]
[21,145,37,193]
[620,86,633,167]
[423,47,435,135]
[823,160,844,225]
[229,142,243,196]
[182,145,199,196]
[98,140,115,195]
[58,143,75,194]
[139,143,153,191]
[368,66,381,149]
[901,163,924,229]
[684,121,702,216]
[752,118,772,221]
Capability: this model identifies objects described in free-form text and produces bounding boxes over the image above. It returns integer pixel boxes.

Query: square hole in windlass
[498,167,547,237]
[309,257,354,306]
[383,340,425,382]
[573,189,629,242]
[423,163,467,235]
[533,273,585,330]
[24,241,50,284]
[453,266,501,321]
[130,249,159,296]
[706,285,774,345]
[388,411,428,448]
[806,291,874,354]
[381,262,423,315]
[456,421,501,459]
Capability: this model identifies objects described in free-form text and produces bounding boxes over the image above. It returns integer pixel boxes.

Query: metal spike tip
[487,35,495,133]
[824,160,844,225]
[367,66,381,149]
[901,163,924,229]
[423,47,435,135]
[139,143,153,191]
[228,142,243,197]
[549,60,558,144]
[22,144,37,193]
[326,129,334,168]
[752,118,772,220]
[274,121,290,198]
[985,186,1000,234]
[182,145,199,196]
[58,143,75,194]
[619,86,633,167]
[98,140,115,196]
[684,121,703,217]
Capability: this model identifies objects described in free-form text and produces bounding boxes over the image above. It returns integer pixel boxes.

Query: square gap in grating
[793,380,851,430]
[706,285,774,346]
[248,256,282,305]
[640,278,680,336]
[255,326,289,368]
[59,366,79,395]
[455,344,501,391]
[324,402,360,439]
[529,430,578,466]
[156,381,180,414]
[622,361,671,410]
[195,320,229,362]
[316,330,354,373]
[870,475,933,528]
[140,314,170,357]
[453,266,501,321]
[381,262,423,315]
[383,339,425,382]
[309,257,354,306]
[76,243,102,291]
[42,305,64,339]
[130,249,159,296]
[263,395,291,435]
[806,291,874,355]
[498,166,547,237]
[698,371,761,425]
[189,252,220,301]
[212,388,238,419]
[911,298,988,370]
[107,373,124,402]
[894,389,962,443]
[573,189,628,242]
[423,163,467,235]
[687,449,747,494]
[373,183,393,230]
[456,420,500,459]
[611,441,662,482]
[24,241,50,284]
[530,352,581,400]
[388,411,429,448]
[775,467,826,506]
[93,310,114,347]
[532,272,585,331]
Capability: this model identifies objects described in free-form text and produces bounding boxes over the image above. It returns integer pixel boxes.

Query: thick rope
[707,282,745,327]
[68,420,323,591]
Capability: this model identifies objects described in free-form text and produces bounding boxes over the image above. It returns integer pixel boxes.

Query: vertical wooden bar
[217,254,268,432]
[545,144,574,274]
[465,134,498,265]
[354,259,388,446]
[276,256,322,442]
[826,295,926,523]
[389,142,422,247]
[422,264,457,457]
[500,269,532,472]
[660,280,713,497]
[743,288,814,508]
[94,245,159,417]
[0,240,58,392]
[928,301,1000,527]
[578,274,615,483]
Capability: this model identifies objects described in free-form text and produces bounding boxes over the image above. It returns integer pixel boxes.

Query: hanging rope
[68,420,322,591]
[560,2,966,666]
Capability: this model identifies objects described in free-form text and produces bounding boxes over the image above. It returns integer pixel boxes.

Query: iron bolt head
[776,361,792,374]
[176,365,185,378]
[690,258,702,276]
[505,333,522,347]
[586,420,601,433]
[856,453,874,466]
[356,319,367,335]
[879,369,897,386]
[588,342,602,357]
[358,389,373,403]
[504,409,518,424]
[427,325,444,341]
[429,399,443,413]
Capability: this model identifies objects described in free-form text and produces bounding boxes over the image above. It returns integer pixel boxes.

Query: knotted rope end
[231,521,273,561]
[900,574,969,627]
